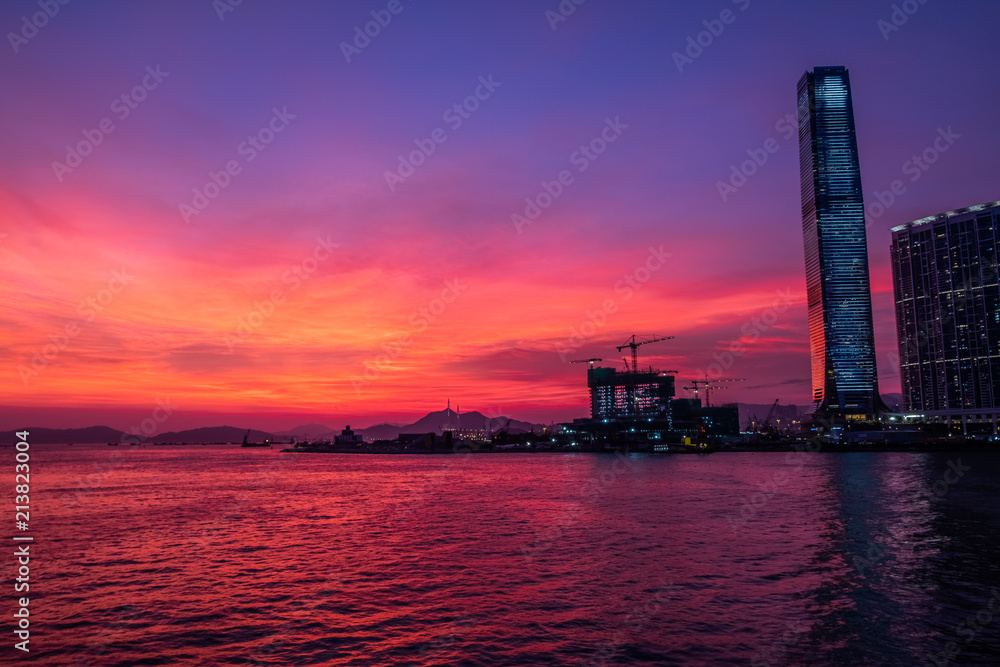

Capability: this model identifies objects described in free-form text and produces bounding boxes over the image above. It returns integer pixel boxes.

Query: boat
[241,429,271,448]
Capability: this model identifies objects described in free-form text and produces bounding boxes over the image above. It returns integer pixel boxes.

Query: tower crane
[569,358,603,367]
[760,399,780,435]
[614,335,673,417]
[683,376,744,408]
[616,335,673,374]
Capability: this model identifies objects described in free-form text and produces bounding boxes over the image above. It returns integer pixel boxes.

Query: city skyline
[2,1,999,431]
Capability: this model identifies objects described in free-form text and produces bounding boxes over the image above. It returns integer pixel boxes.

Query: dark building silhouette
[672,399,740,437]
[334,425,364,445]
[891,201,1000,434]
[797,66,885,422]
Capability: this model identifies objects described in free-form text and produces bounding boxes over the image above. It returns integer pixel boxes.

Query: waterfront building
[334,425,364,445]
[554,366,676,449]
[588,366,674,425]
[672,399,740,437]
[890,200,1000,434]
[797,66,886,421]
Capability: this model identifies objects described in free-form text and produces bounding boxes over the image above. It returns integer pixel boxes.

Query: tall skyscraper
[797,66,885,421]
[891,201,1000,434]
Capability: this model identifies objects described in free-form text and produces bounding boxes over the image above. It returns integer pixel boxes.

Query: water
[18,446,1000,665]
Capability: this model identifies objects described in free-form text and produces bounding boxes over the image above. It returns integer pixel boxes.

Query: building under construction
[588,366,675,426]
[559,336,676,449]
[561,335,740,449]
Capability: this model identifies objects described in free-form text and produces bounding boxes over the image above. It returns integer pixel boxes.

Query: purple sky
[2,0,998,431]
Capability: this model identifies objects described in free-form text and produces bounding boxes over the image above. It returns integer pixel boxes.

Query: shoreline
[280,442,1000,455]
[18,441,999,454]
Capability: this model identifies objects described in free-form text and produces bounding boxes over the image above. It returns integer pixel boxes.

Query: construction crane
[616,335,673,374]
[569,358,602,367]
[683,377,744,408]
[759,399,780,435]
[747,399,781,439]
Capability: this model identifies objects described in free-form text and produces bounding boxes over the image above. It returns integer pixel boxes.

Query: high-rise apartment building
[891,201,1000,433]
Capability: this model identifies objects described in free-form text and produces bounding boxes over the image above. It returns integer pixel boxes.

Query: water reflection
[30,446,1000,665]
[786,452,1000,665]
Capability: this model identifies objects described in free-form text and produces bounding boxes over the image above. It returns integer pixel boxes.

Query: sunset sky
[2,0,998,431]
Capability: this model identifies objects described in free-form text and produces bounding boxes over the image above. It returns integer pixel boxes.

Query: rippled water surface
[22,447,1000,665]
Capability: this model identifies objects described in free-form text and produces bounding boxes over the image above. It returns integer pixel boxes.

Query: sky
[1,0,998,432]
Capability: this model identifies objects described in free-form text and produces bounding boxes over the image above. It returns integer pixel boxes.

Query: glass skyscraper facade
[797,66,884,420]
[891,201,1000,432]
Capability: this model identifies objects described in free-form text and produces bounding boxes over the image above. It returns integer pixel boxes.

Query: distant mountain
[149,426,277,444]
[358,408,546,440]
[4,413,546,446]
[1,426,126,444]
[273,423,334,437]
[406,408,475,433]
